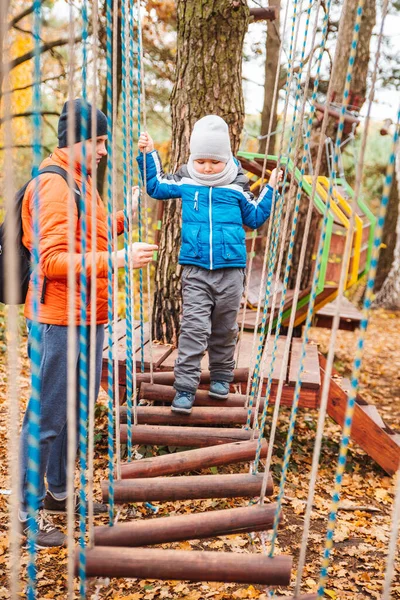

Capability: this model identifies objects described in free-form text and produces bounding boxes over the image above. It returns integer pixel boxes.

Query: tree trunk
[153,0,249,344]
[310,0,376,175]
[258,0,280,156]
[375,165,399,292]
[373,148,400,309]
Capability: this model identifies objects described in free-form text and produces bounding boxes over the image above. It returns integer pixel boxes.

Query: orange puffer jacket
[22,148,124,325]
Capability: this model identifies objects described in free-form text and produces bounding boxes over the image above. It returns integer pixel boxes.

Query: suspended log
[101,473,273,503]
[119,405,252,426]
[94,503,278,547]
[121,439,267,479]
[80,547,292,585]
[135,368,249,386]
[136,381,320,410]
[120,424,260,447]
[138,382,247,405]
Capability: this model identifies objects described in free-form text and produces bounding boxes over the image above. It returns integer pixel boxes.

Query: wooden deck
[101,317,400,476]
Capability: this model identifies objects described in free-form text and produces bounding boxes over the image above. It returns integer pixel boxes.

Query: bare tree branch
[0,143,52,153]
[0,110,59,125]
[8,1,45,29]
[9,36,81,71]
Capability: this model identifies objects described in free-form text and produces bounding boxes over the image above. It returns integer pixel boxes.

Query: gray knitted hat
[189,115,232,162]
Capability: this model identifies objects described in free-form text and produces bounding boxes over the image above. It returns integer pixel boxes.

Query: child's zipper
[194,191,199,211]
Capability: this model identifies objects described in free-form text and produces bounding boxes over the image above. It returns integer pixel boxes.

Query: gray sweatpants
[174,266,245,393]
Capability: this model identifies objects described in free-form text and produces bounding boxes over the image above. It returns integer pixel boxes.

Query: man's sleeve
[137,150,185,200]
[27,176,108,280]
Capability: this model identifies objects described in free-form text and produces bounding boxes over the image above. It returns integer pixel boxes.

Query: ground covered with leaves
[0,309,399,599]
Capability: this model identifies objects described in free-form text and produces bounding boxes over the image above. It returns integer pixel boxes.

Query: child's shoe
[209,380,230,400]
[171,390,195,414]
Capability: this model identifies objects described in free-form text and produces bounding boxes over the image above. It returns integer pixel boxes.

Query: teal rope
[268,0,366,560]
[317,104,400,599]
[26,2,42,597]
[245,0,303,429]
[106,0,115,525]
[122,0,134,461]
[136,3,145,371]
[77,1,89,595]
[253,0,329,471]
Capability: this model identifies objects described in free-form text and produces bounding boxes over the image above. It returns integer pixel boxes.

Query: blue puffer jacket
[137,150,275,270]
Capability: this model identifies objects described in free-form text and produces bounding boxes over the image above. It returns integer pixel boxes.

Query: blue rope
[26,2,42,598]
[245,0,303,429]
[136,3,145,371]
[106,0,115,525]
[77,2,89,595]
[317,104,400,600]
[253,0,330,471]
[122,0,134,461]
[268,0,366,561]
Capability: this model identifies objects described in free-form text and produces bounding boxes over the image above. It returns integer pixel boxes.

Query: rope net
[0,1,399,598]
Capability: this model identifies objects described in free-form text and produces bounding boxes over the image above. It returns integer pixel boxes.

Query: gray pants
[174,266,245,393]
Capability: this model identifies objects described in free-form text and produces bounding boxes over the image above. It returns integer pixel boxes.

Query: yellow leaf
[324,591,337,599]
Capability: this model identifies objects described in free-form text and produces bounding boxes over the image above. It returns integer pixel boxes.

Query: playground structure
[2,0,400,598]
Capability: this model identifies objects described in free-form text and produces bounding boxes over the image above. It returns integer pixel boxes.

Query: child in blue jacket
[138,115,282,414]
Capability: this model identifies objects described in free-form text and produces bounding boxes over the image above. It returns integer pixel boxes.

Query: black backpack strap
[37,165,82,218]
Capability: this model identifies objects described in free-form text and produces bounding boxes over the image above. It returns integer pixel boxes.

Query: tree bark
[373,148,400,309]
[375,165,399,292]
[259,0,280,156]
[153,0,249,344]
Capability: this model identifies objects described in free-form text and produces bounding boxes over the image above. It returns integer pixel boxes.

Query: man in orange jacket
[19,99,157,547]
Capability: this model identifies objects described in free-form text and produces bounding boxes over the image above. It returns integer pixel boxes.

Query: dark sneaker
[171,390,195,414]
[19,510,66,549]
[209,380,230,399]
[44,491,108,515]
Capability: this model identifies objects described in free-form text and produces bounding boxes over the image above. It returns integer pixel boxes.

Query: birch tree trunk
[373,147,400,309]
[153,0,249,344]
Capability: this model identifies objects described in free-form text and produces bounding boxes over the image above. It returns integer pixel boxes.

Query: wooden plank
[101,473,273,503]
[81,547,292,586]
[316,296,362,322]
[289,339,321,389]
[120,440,268,479]
[261,335,287,383]
[120,424,260,447]
[94,503,277,547]
[120,405,251,427]
[321,355,400,476]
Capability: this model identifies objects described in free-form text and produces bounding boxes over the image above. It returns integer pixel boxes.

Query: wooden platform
[101,318,400,476]
[101,325,321,409]
[314,296,362,331]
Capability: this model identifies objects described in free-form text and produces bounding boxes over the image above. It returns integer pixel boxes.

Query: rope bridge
[1,0,399,599]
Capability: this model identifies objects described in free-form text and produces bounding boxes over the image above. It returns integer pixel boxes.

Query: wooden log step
[135,368,249,386]
[120,424,260,448]
[80,547,292,586]
[120,440,267,479]
[101,473,273,503]
[94,503,278,547]
[119,405,252,426]
[138,382,248,406]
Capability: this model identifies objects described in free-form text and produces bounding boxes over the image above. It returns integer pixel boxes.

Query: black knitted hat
[57,98,108,148]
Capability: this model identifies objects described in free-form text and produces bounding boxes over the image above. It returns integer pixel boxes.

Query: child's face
[193,159,226,175]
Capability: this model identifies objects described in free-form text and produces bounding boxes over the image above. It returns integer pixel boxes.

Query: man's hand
[268,168,284,188]
[116,242,158,269]
[138,132,155,153]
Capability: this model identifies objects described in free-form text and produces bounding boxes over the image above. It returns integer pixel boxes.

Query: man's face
[73,136,108,173]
